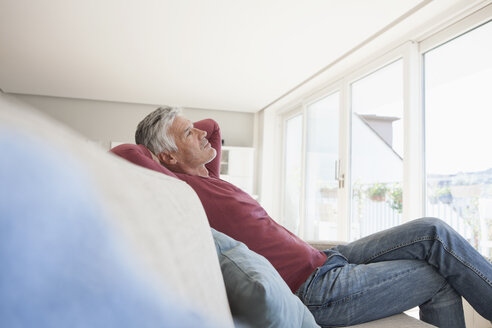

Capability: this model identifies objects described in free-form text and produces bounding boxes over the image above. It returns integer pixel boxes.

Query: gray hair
[135,106,182,154]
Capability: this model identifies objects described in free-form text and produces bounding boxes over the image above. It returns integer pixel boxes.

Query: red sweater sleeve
[193,119,222,178]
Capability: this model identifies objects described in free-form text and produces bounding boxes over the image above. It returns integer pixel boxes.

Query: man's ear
[157,151,178,165]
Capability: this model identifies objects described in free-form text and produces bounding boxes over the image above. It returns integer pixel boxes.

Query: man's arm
[193,119,221,178]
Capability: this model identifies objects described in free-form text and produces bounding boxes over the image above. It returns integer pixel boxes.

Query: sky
[424,21,492,175]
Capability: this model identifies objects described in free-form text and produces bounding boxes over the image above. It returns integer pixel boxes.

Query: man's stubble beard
[204,148,217,165]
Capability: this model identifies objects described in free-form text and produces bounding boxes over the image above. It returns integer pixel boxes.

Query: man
[135,106,492,327]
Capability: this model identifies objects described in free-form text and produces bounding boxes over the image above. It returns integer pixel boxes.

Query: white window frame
[420,3,492,54]
[343,44,420,239]
[273,2,492,241]
[279,107,304,235]
[278,45,419,241]
[301,86,343,240]
[419,4,492,214]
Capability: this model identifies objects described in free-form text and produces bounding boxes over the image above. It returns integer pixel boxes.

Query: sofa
[0,91,434,327]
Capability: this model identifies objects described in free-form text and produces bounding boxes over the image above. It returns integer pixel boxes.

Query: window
[304,92,340,240]
[272,5,492,245]
[282,113,303,235]
[350,59,404,240]
[424,20,492,257]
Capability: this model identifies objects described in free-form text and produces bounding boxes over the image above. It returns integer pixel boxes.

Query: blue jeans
[295,218,492,327]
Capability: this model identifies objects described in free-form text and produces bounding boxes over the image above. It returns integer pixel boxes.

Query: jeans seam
[362,236,433,263]
[363,235,492,287]
[435,236,492,287]
[308,266,422,309]
[425,278,449,304]
[297,268,317,300]
[301,254,347,301]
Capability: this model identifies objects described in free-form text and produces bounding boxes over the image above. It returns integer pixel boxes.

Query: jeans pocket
[303,253,348,305]
[303,267,322,302]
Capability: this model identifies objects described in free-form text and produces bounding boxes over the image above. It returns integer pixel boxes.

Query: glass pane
[305,93,340,240]
[351,59,404,240]
[283,114,303,235]
[424,20,492,257]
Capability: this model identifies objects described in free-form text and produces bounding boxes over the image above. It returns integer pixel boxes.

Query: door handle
[335,159,339,181]
[335,160,344,189]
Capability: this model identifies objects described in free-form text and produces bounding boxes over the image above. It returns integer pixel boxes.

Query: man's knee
[415,217,453,234]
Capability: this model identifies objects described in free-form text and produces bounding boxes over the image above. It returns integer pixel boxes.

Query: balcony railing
[351,196,402,239]
[351,182,402,240]
[350,182,492,257]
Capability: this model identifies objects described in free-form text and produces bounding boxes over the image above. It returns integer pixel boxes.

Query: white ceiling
[0,0,466,112]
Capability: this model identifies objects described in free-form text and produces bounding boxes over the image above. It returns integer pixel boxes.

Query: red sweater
[112,119,327,293]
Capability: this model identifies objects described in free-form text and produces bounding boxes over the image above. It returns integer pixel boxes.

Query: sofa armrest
[307,240,348,251]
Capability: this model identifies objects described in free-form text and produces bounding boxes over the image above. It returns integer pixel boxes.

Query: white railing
[426,201,475,244]
[351,194,487,255]
[349,177,492,257]
[351,198,402,240]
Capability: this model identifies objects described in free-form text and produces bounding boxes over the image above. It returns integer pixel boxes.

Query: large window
[275,6,492,245]
[424,20,492,257]
[350,60,404,240]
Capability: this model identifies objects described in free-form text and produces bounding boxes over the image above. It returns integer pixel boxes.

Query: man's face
[167,116,216,169]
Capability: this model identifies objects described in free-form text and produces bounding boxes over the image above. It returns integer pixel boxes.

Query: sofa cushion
[0,92,233,327]
[0,130,219,328]
[212,228,320,328]
[346,314,435,327]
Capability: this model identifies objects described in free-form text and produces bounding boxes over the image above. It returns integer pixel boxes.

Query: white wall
[11,93,254,149]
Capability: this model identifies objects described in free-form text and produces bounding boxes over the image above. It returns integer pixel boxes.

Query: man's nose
[197,128,207,138]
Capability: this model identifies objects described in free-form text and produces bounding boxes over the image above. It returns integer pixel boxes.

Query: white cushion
[347,313,435,327]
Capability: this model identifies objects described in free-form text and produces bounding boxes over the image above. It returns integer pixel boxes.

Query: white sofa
[0,91,434,327]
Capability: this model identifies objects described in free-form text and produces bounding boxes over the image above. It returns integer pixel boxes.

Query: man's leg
[296,259,464,327]
[335,217,492,321]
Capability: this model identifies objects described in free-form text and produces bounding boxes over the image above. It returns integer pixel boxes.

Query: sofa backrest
[0,92,233,327]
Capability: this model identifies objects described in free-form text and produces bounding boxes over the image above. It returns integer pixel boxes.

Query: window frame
[420,4,492,215]
[302,88,343,240]
[274,3,492,241]
[279,107,304,235]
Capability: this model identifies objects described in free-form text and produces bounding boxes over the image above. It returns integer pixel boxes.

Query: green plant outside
[367,183,388,199]
[387,185,402,213]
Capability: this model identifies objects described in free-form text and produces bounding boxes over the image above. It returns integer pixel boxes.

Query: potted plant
[367,183,388,202]
[436,186,453,204]
[387,185,403,213]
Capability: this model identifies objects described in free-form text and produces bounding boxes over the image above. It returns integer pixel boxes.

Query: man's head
[135,106,216,176]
